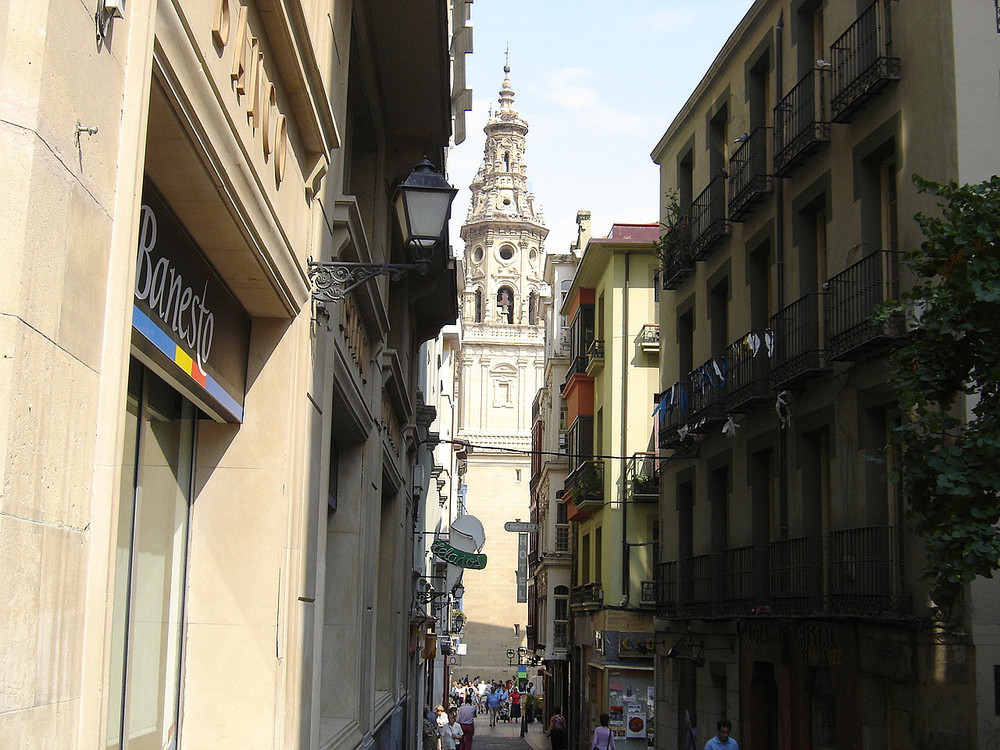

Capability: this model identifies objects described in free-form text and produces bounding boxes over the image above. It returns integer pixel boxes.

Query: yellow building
[560,224,661,749]
[650,0,1000,747]
[0,1,472,747]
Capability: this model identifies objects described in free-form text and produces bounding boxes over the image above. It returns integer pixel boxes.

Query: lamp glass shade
[452,583,465,599]
[393,158,458,251]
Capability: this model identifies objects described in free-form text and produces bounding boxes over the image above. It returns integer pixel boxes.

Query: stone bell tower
[454,64,548,678]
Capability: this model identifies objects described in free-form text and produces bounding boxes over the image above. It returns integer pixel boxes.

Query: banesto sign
[431,540,488,570]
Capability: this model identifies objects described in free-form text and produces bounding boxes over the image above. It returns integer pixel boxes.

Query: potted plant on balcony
[632,474,657,496]
[655,191,689,267]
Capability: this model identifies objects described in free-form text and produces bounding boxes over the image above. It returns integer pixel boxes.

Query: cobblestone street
[465,716,549,750]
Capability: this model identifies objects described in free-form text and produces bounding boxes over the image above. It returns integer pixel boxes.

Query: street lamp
[308,158,458,303]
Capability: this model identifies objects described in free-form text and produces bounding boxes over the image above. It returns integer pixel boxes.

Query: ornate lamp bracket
[308,258,423,303]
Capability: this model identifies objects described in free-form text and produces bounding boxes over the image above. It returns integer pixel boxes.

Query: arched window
[497,286,515,324]
[504,151,511,171]
[474,288,483,322]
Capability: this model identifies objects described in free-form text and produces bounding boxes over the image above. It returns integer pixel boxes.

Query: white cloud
[647,9,695,33]
[539,68,655,138]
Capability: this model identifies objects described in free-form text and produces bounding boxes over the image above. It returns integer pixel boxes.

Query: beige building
[1,1,472,748]
[527,211,588,715]
[650,0,1000,747]
[452,66,548,680]
[559,223,661,750]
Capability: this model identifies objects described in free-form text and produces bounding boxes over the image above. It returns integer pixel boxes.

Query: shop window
[107,363,196,750]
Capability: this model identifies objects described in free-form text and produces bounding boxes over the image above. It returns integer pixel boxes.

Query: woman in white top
[590,713,616,750]
[441,709,464,750]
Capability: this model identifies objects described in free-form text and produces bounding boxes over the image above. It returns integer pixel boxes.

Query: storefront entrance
[106,362,196,749]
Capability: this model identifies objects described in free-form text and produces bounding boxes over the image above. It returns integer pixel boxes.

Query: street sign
[504,521,539,533]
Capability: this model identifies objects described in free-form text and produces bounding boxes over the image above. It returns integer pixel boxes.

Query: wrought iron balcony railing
[830,0,900,123]
[689,175,729,260]
[626,452,659,503]
[688,356,728,430]
[561,353,590,394]
[586,339,605,374]
[769,535,824,615]
[571,582,604,609]
[829,525,912,616]
[724,329,773,413]
[824,250,904,360]
[769,293,828,389]
[638,324,660,353]
[657,381,689,449]
[656,527,914,620]
[774,68,830,177]
[728,127,772,221]
[563,459,604,517]
[660,223,695,290]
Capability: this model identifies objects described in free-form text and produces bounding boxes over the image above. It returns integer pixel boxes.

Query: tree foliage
[882,175,1000,613]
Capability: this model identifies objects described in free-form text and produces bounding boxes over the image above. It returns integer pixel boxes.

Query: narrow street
[466,716,549,750]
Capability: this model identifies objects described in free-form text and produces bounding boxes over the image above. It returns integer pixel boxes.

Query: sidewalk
[467,715,549,750]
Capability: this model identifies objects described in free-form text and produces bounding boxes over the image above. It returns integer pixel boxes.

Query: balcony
[769,536,823,615]
[585,339,605,375]
[825,250,904,360]
[769,293,829,389]
[571,582,604,610]
[830,0,900,123]
[638,324,660,354]
[688,357,728,431]
[656,527,914,621]
[563,460,604,522]
[655,560,678,617]
[561,353,591,395]
[829,526,912,617]
[774,68,830,177]
[626,452,659,504]
[728,127,772,221]
[660,223,695,290]
[657,381,689,449]
[689,175,729,260]
[724,329,773,413]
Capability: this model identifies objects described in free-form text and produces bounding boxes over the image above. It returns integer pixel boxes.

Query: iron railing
[829,525,912,616]
[660,223,695,290]
[638,324,660,352]
[571,582,604,608]
[626,452,659,502]
[689,175,729,260]
[688,356,728,429]
[656,528,914,620]
[728,127,772,221]
[774,68,830,176]
[586,339,605,373]
[657,381,689,449]
[830,0,900,122]
[825,250,904,360]
[725,328,773,412]
[769,535,824,615]
[769,293,827,388]
[564,459,604,512]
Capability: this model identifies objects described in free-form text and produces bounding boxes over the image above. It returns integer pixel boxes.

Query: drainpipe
[776,12,789,539]
[621,251,631,606]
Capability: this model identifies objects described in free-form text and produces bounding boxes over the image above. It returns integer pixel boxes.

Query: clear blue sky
[448,0,756,254]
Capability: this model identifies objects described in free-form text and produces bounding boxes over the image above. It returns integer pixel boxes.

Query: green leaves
[883,175,1000,612]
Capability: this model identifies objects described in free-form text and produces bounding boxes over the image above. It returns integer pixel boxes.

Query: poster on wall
[625,703,647,739]
[609,703,625,738]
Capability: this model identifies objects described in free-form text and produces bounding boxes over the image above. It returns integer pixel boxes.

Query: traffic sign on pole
[504,521,539,533]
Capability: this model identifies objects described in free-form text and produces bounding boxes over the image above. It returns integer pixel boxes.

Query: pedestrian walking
[590,713,616,750]
[704,718,738,750]
[456,694,476,750]
[546,706,567,750]
[486,685,502,726]
[509,686,521,721]
[441,708,464,750]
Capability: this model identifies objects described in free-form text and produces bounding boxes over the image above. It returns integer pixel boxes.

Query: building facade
[1,1,472,748]
[527,211,588,718]
[560,223,661,750]
[453,66,548,679]
[650,1,1000,748]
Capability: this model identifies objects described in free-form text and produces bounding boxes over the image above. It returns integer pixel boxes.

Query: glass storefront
[107,362,196,749]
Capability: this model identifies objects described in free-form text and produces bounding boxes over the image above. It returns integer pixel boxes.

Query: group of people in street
[424,675,541,750]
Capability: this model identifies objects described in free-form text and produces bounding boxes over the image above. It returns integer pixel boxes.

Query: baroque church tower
[455,65,548,677]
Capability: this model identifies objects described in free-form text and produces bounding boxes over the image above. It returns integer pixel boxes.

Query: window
[472,246,484,264]
[529,290,538,325]
[499,245,515,261]
[581,533,591,583]
[497,285,515,323]
[474,288,483,322]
